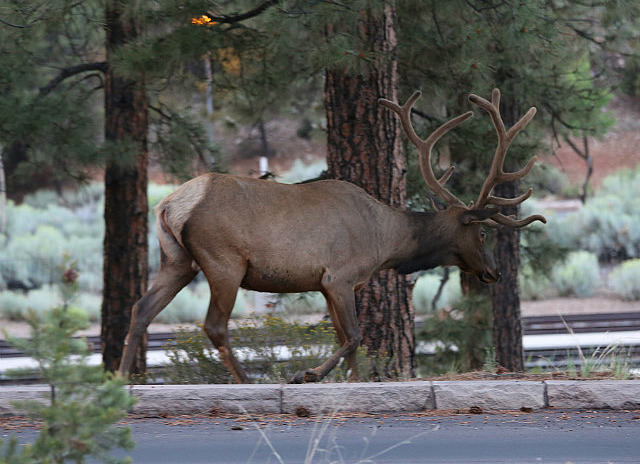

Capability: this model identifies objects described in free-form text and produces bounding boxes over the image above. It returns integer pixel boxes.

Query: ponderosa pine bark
[490,180,524,371]
[101,1,149,374]
[489,94,525,372]
[324,3,415,379]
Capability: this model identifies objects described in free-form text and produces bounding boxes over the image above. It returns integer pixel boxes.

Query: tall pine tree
[323,1,415,378]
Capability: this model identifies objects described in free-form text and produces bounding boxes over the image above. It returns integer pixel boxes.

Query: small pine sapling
[1,260,136,464]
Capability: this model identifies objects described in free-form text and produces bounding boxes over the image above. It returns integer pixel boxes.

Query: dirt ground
[520,296,639,317]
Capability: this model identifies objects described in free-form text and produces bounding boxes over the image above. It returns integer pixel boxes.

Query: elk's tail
[155,205,201,273]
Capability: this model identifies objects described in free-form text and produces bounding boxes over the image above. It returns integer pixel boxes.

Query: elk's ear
[460,208,500,225]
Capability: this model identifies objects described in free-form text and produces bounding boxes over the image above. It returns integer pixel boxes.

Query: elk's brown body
[119,89,546,383]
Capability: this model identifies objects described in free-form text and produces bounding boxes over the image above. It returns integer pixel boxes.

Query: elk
[118,88,545,384]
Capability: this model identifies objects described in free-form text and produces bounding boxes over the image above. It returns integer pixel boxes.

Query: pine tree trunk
[324,3,415,379]
[489,95,525,372]
[101,2,149,373]
[490,181,524,371]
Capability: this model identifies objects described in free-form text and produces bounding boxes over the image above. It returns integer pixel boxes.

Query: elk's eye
[480,229,486,240]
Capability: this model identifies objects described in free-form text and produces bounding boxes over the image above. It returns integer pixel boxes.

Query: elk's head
[380,89,546,283]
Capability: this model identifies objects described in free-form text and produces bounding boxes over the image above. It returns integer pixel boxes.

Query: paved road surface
[2,410,639,463]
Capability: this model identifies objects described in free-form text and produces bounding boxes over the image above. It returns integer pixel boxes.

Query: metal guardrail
[3,312,640,361]
[0,332,176,358]
[522,312,640,335]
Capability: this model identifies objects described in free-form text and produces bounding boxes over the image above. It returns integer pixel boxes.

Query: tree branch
[209,0,279,24]
[39,62,108,97]
[0,6,51,29]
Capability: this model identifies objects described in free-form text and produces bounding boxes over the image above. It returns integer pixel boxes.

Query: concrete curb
[2,380,640,416]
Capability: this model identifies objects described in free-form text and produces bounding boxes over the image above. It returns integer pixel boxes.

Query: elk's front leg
[290,273,361,383]
[202,277,250,384]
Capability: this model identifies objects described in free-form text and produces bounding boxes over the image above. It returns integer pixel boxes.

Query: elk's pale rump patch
[155,175,209,249]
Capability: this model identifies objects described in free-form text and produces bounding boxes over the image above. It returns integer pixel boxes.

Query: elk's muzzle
[479,268,501,284]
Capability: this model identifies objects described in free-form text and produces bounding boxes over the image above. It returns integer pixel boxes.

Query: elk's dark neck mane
[393,210,453,275]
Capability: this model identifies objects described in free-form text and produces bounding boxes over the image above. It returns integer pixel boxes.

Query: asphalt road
[3,410,640,463]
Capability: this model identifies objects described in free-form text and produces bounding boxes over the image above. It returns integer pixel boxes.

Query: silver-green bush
[552,251,601,297]
[412,269,461,314]
[552,166,640,261]
[0,290,29,320]
[609,259,640,301]
[519,265,556,300]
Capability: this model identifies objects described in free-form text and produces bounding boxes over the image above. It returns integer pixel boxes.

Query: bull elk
[118,88,546,384]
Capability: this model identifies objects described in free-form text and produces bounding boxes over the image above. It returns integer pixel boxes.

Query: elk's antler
[468,88,546,227]
[379,91,472,207]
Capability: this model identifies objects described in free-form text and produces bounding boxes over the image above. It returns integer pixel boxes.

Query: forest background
[1,0,640,380]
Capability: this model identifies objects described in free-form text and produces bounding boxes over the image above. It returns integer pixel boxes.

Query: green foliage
[163,313,387,383]
[0,225,66,289]
[276,292,326,316]
[519,265,556,301]
[417,294,493,375]
[0,183,175,322]
[551,166,640,261]
[609,259,640,301]
[398,0,626,209]
[552,251,601,298]
[519,209,570,300]
[154,282,208,324]
[0,186,104,293]
[164,314,340,384]
[237,314,349,382]
[412,269,462,314]
[0,1,105,190]
[0,290,27,321]
[0,280,103,323]
[1,263,135,464]
[163,325,234,384]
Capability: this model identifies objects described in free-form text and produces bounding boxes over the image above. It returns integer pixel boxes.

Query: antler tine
[379,91,472,207]
[491,212,547,228]
[437,165,456,186]
[468,89,538,210]
[485,188,533,207]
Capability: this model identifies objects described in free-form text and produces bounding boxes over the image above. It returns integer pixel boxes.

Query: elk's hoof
[289,369,320,384]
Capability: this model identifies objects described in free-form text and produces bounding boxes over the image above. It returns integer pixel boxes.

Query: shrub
[25,285,63,317]
[417,293,492,375]
[155,284,209,324]
[148,183,177,210]
[279,291,326,316]
[0,286,102,323]
[551,166,640,261]
[0,290,29,320]
[152,282,249,324]
[163,314,340,384]
[2,264,135,464]
[552,251,600,298]
[234,314,339,382]
[163,326,234,384]
[519,265,556,300]
[412,269,461,314]
[0,225,69,289]
[609,259,640,301]
[73,291,102,321]
[0,182,174,294]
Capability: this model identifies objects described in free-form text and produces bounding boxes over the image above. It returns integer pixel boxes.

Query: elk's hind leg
[119,257,198,376]
[290,273,361,383]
